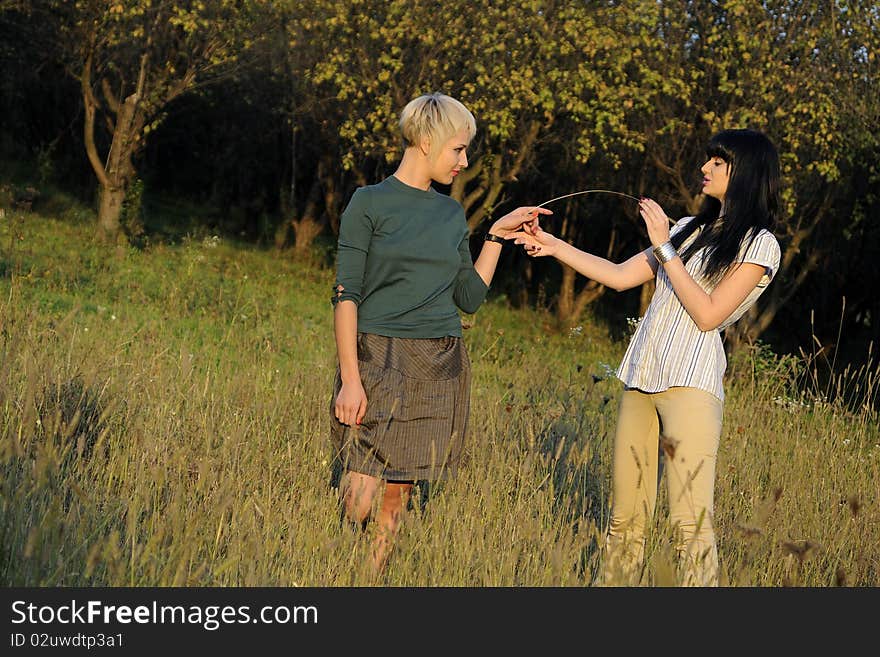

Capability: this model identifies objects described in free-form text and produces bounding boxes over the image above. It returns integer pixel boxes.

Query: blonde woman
[330,92,549,573]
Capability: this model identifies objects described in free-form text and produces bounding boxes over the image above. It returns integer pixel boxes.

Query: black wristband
[484,233,505,245]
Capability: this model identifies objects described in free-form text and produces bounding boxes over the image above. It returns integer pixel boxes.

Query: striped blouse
[616,216,781,401]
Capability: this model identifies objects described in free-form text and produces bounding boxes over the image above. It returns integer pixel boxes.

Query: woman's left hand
[638,197,672,247]
[490,206,553,238]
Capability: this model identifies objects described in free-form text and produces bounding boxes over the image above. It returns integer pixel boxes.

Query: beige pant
[602,387,723,586]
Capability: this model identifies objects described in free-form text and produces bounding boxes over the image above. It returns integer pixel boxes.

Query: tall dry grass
[1,209,877,586]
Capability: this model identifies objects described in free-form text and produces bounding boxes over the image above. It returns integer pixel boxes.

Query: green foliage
[286,1,638,167]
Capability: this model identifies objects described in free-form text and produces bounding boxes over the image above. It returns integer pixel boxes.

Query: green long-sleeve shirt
[332,175,489,338]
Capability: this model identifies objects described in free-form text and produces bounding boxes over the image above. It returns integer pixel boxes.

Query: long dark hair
[671,129,780,284]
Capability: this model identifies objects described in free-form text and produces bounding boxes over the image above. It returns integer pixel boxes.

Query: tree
[286,0,641,234]
[272,4,347,259]
[39,0,267,243]
[593,0,880,345]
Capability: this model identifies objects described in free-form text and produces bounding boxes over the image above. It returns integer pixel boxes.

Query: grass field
[1,199,877,586]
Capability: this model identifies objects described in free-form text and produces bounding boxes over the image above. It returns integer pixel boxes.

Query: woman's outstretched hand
[490,206,552,238]
[638,197,672,247]
[507,227,562,258]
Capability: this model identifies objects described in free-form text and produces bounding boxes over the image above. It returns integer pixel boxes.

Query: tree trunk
[96,184,126,244]
[571,281,605,324]
[292,217,323,261]
[517,259,533,308]
[556,265,605,327]
[554,219,616,326]
[274,217,291,250]
[323,176,340,237]
[318,155,341,236]
[291,177,323,260]
[81,49,144,244]
[557,265,576,323]
[280,83,297,249]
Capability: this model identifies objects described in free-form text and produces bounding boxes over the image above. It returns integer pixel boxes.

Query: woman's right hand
[507,227,563,258]
[335,380,367,426]
[490,206,551,238]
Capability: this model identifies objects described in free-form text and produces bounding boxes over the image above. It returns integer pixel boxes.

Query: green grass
[0,202,877,586]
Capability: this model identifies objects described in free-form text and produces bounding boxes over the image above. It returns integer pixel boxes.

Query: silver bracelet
[652,241,678,264]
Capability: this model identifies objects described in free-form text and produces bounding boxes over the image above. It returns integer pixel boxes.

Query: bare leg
[341,471,381,527]
[370,482,413,574]
[340,472,412,575]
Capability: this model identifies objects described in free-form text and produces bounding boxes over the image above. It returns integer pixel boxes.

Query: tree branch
[80,50,110,188]
[100,77,120,114]
[651,151,696,213]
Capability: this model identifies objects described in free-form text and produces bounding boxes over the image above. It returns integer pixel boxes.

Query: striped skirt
[329,332,471,481]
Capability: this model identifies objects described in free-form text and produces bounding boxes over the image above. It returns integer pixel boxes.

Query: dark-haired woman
[510,129,782,586]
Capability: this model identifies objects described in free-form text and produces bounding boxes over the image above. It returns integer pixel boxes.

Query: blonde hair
[399,92,476,159]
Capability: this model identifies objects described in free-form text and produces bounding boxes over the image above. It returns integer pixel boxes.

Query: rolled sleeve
[742,230,781,281]
[332,188,373,307]
[717,230,781,330]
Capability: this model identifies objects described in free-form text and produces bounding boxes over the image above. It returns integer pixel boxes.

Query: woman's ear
[418,137,431,158]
